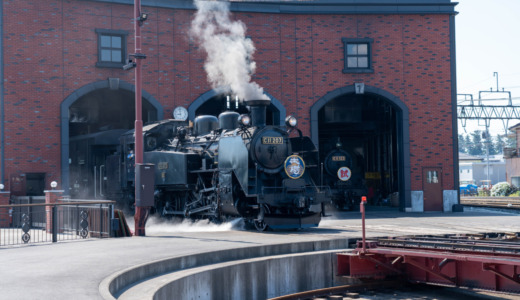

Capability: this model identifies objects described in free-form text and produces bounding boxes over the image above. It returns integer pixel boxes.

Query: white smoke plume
[190,0,269,101]
[127,216,245,235]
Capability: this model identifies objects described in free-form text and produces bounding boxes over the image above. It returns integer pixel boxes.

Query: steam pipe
[0,1,4,187]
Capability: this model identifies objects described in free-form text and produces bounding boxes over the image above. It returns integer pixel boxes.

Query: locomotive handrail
[255,163,258,195]
[321,162,324,187]
[94,165,97,199]
[100,164,105,197]
[190,168,218,173]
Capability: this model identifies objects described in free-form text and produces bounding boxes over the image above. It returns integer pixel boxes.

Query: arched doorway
[311,85,410,210]
[61,79,163,196]
[188,90,286,125]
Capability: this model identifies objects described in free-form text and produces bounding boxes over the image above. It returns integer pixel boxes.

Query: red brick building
[0,0,459,211]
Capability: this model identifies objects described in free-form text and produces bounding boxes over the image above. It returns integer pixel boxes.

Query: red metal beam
[338,247,520,293]
[483,264,520,285]
[365,248,520,266]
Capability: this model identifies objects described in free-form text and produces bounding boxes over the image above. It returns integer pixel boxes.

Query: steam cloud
[190,0,269,101]
[127,216,245,234]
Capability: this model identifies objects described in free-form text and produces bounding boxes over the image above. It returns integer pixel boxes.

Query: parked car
[460,184,478,196]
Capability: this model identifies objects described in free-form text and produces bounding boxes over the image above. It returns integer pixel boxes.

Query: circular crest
[337,166,352,181]
[284,155,305,179]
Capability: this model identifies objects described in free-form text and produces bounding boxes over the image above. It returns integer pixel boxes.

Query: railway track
[268,281,402,300]
[460,196,520,209]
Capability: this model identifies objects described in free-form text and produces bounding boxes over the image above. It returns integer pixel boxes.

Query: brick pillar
[45,190,63,233]
[0,191,11,228]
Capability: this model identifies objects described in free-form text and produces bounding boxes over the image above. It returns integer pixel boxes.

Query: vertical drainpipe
[0,0,4,186]
[450,10,460,201]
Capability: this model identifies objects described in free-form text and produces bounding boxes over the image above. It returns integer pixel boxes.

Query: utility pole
[133,0,149,236]
[493,72,499,92]
[485,130,490,183]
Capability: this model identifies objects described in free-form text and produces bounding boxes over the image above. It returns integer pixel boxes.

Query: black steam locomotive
[72,99,329,230]
[322,139,366,211]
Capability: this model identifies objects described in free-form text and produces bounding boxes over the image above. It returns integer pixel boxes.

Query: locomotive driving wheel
[254,204,269,231]
[254,219,267,231]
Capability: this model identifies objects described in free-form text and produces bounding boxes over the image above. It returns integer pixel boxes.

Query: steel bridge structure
[457,74,520,132]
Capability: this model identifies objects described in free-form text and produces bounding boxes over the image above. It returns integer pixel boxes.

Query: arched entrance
[61,79,163,196]
[311,85,410,210]
[188,90,286,125]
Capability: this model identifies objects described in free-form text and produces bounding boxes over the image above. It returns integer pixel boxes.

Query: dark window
[342,38,373,73]
[96,29,129,68]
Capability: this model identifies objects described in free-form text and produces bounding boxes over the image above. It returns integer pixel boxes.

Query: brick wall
[0,192,10,227]
[1,1,455,192]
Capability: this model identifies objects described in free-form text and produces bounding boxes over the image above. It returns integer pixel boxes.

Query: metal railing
[0,198,116,247]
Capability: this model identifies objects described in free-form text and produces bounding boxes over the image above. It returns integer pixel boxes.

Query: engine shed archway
[189,90,286,126]
[311,85,410,210]
[60,79,164,196]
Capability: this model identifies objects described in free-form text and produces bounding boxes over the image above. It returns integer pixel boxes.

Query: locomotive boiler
[104,99,329,230]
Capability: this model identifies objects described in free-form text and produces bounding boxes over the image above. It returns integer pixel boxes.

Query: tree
[488,136,498,155]
[495,134,506,154]
[464,135,472,153]
[506,131,516,148]
[468,130,484,156]
[458,134,468,153]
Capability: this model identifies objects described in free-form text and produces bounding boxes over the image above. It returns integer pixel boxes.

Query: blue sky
[455,0,520,134]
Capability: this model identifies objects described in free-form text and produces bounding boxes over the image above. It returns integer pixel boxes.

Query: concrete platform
[1,208,519,300]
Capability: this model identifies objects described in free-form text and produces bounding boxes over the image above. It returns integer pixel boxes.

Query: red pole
[360,196,367,253]
[133,0,147,236]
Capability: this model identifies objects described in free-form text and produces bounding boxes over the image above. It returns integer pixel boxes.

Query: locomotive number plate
[332,156,346,161]
[262,137,283,144]
[158,162,168,170]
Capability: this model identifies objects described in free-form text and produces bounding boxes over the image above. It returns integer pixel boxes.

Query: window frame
[95,29,129,68]
[342,38,374,74]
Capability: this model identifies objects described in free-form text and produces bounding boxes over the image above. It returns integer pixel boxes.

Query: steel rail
[376,238,520,255]
[268,280,402,300]
[361,247,520,266]
[460,197,520,209]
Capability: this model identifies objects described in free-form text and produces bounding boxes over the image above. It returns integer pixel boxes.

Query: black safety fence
[0,198,117,247]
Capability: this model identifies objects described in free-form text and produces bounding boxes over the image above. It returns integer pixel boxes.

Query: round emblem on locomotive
[284,155,305,179]
[337,166,352,181]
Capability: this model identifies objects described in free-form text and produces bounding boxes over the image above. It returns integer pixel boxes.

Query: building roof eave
[82,0,458,15]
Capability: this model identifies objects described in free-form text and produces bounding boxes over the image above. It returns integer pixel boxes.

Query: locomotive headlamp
[285,115,298,127]
[239,114,251,126]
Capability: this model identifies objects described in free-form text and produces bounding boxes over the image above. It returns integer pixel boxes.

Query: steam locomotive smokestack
[245,99,270,127]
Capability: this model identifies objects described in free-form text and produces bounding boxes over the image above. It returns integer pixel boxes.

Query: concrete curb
[99,238,352,299]
[121,249,345,300]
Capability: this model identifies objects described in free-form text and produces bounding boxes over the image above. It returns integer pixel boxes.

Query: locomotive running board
[264,213,321,230]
